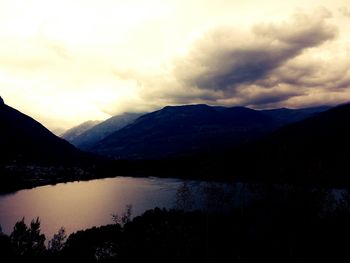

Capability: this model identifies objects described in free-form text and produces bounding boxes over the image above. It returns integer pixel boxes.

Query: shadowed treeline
[2,184,350,262]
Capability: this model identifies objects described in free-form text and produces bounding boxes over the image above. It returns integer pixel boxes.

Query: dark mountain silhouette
[61,120,101,142]
[89,104,328,160]
[64,113,143,150]
[233,103,350,185]
[261,106,331,125]
[0,95,337,187]
[0,97,83,165]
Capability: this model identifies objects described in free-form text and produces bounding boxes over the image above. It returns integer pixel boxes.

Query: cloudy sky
[0,0,350,131]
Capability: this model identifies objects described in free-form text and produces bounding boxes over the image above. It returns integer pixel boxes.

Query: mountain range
[3,93,350,186]
[77,104,329,159]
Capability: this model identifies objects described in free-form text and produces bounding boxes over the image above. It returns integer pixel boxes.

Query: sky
[0,0,350,132]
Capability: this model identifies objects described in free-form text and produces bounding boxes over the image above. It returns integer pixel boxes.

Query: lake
[0,177,194,239]
[0,176,251,241]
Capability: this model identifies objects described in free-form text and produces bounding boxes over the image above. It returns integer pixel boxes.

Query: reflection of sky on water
[0,176,255,240]
[0,177,185,239]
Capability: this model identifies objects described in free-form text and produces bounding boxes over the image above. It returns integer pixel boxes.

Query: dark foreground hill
[0,97,101,191]
[0,98,83,165]
[225,103,350,185]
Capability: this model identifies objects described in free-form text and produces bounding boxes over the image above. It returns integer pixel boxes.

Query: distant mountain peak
[62,112,144,149]
[61,120,102,142]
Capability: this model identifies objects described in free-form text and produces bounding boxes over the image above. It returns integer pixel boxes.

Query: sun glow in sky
[1,0,350,131]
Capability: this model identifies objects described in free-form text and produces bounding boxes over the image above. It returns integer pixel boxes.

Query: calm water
[0,177,195,239]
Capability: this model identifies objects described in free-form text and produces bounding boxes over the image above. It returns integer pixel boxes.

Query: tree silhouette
[48,227,66,252]
[112,204,133,226]
[10,217,45,258]
[10,217,28,256]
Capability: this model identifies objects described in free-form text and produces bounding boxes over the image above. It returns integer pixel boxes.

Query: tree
[28,217,46,255]
[10,217,28,256]
[10,217,46,257]
[48,227,67,252]
[112,204,133,226]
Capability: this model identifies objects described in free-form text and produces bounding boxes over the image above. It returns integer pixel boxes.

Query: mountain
[261,106,331,126]
[50,127,67,136]
[61,120,101,142]
[65,113,143,150]
[0,97,83,165]
[89,104,328,160]
[234,103,350,185]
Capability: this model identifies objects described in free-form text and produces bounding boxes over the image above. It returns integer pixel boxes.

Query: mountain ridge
[61,120,101,142]
[0,100,84,165]
[225,102,350,185]
[63,112,144,150]
[89,104,329,159]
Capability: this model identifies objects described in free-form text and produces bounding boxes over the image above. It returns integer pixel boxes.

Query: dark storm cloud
[174,9,337,96]
[114,9,350,110]
[248,92,301,106]
[273,58,350,89]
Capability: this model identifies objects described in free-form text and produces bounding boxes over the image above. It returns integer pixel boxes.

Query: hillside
[231,103,350,185]
[61,120,101,142]
[89,104,328,160]
[65,113,143,150]
[0,97,84,165]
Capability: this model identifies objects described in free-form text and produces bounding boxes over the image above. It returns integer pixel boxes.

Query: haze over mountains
[62,113,144,150]
[61,120,101,143]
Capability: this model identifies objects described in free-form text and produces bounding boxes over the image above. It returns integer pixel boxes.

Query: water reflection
[0,176,252,240]
[0,177,185,239]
